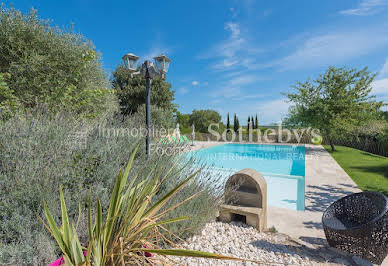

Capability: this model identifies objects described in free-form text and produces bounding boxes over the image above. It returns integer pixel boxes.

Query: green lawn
[324,145,388,195]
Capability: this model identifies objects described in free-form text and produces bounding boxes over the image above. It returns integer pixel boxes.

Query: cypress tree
[226,113,230,130]
[252,115,255,129]
[233,114,238,132]
[255,114,259,129]
[248,116,251,128]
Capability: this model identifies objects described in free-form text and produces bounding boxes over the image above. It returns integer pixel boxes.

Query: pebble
[170,221,365,265]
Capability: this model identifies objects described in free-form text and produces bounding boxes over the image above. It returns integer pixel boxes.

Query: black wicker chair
[322,191,388,264]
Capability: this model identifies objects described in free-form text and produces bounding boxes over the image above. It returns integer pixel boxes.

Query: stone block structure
[219,168,267,232]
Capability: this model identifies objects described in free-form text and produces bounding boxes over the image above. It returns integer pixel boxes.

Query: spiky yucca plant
[42,147,241,265]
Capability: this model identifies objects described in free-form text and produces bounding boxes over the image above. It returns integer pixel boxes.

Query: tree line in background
[226,113,259,132]
[177,109,224,134]
[176,111,261,135]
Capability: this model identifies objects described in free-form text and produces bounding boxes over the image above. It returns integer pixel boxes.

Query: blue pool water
[191,144,306,210]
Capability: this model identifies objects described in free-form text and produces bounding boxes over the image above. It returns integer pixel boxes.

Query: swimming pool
[191,143,305,210]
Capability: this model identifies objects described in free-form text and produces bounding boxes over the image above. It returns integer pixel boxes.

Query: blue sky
[6,0,388,124]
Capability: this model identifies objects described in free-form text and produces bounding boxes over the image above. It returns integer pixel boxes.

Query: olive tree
[285,66,383,151]
[189,109,223,133]
[0,5,116,117]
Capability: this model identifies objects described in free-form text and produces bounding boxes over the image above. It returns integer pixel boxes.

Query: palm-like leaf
[43,187,85,266]
[43,147,246,265]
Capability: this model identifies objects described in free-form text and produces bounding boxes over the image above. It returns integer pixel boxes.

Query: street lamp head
[122,53,139,72]
[153,54,171,74]
[140,60,159,79]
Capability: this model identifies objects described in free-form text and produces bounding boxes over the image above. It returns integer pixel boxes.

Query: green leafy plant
[0,5,117,117]
[284,66,384,151]
[42,188,85,265]
[112,65,176,117]
[189,109,223,133]
[42,147,241,265]
[0,73,20,120]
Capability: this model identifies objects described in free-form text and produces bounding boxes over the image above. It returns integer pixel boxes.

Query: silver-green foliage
[0,111,221,265]
[0,5,117,117]
[42,149,233,265]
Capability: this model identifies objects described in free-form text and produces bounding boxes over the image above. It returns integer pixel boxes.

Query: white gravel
[170,222,370,266]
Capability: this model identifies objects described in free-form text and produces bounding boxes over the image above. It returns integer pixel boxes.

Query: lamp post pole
[122,53,171,159]
[144,61,152,159]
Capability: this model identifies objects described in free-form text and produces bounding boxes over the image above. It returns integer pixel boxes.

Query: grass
[324,145,388,195]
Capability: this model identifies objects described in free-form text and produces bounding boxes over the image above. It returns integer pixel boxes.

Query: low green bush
[42,149,230,265]
[132,104,174,129]
[378,126,388,152]
[0,73,20,120]
[0,111,221,265]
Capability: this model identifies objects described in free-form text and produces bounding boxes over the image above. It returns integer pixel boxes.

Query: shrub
[43,149,231,265]
[189,109,223,133]
[0,111,221,265]
[0,73,20,120]
[285,66,383,151]
[378,126,388,154]
[0,5,116,117]
[133,104,174,129]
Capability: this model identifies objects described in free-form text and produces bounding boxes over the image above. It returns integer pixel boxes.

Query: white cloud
[225,22,240,38]
[210,87,242,99]
[191,81,199,86]
[372,78,388,95]
[142,46,171,61]
[212,59,240,69]
[199,21,264,72]
[232,93,266,101]
[178,87,189,95]
[372,57,388,96]
[209,74,262,99]
[229,75,260,86]
[225,98,291,125]
[216,30,244,60]
[340,0,388,16]
[199,22,266,101]
[276,27,388,70]
[210,98,223,104]
[252,99,292,124]
[230,7,237,18]
[205,20,388,73]
[381,58,388,76]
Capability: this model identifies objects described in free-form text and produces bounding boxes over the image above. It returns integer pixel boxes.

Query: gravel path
[172,222,373,266]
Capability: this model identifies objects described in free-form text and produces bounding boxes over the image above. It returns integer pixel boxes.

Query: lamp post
[122,53,171,159]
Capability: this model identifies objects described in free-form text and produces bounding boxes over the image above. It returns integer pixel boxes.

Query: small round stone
[171,222,355,265]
